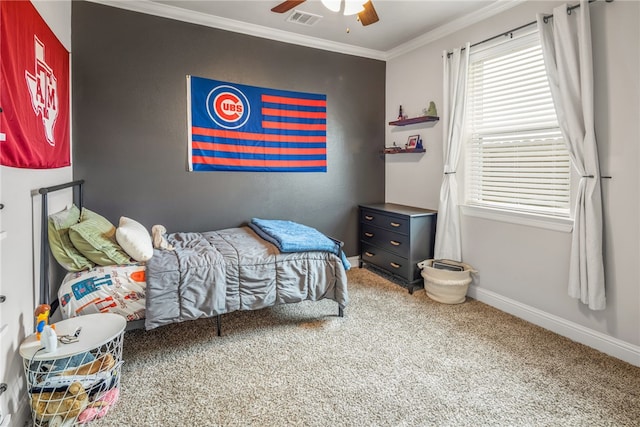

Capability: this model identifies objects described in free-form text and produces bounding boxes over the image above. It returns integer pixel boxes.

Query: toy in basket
[417,259,476,304]
[29,353,120,426]
[21,313,126,427]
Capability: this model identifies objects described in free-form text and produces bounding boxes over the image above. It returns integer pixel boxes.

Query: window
[465,30,571,219]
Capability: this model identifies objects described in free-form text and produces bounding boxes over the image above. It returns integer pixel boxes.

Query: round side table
[19,313,126,426]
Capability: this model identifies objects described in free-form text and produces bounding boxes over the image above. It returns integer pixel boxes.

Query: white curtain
[537,1,606,310]
[434,43,470,262]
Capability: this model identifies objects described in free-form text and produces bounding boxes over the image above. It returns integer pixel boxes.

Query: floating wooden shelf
[388,116,439,126]
[382,148,426,154]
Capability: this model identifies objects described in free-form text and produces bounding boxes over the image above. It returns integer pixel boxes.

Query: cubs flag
[188,76,326,172]
[0,0,70,168]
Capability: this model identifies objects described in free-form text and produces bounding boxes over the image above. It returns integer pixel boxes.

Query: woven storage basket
[417,259,475,304]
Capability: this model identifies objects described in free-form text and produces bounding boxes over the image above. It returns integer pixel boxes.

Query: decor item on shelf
[416,138,423,150]
[398,105,403,120]
[407,135,419,149]
[384,142,402,154]
[384,146,402,154]
[426,101,437,117]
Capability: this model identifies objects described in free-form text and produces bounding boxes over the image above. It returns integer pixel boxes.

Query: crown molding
[87,0,387,60]
[87,0,524,62]
[385,0,526,60]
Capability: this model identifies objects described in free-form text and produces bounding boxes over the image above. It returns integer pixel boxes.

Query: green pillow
[80,207,112,224]
[48,205,94,272]
[69,209,132,266]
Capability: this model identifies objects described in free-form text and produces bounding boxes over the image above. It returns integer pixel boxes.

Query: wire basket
[22,329,124,426]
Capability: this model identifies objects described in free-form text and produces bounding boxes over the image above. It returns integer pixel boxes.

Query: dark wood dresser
[359,203,437,293]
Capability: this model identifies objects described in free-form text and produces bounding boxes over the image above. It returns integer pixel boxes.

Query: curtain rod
[446,0,613,57]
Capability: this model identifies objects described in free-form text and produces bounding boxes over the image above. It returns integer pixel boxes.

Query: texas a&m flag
[0,0,70,168]
[188,76,326,172]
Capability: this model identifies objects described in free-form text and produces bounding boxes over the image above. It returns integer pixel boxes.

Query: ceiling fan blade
[271,0,306,13]
[358,0,379,26]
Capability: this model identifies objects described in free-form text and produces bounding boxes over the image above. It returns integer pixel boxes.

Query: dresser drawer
[360,223,409,257]
[360,243,411,281]
[360,209,408,234]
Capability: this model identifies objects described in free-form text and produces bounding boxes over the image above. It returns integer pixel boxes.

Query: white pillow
[116,216,154,262]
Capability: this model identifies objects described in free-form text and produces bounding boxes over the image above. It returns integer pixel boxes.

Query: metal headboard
[38,179,85,311]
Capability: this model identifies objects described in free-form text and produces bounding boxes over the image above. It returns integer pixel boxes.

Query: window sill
[461,205,573,232]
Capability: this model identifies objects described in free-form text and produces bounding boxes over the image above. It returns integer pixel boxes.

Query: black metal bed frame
[38,179,85,312]
[37,179,148,331]
[37,180,344,336]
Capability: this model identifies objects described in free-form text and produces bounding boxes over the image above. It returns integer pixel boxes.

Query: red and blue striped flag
[188,76,327,172]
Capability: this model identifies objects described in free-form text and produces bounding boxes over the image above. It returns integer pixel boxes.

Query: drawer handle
[364,215,374,221]
[390,222,401,227]
[364,232,374,238]
[364,251,375,257]
[390,240,401,246]
[390,262,401,269]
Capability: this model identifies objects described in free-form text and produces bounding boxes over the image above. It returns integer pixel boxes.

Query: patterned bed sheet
[58,264,146,322]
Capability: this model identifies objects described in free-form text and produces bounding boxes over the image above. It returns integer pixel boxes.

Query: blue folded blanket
[249,218,350,270]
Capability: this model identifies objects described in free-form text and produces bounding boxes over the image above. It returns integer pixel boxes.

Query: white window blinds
[465,31,571,218]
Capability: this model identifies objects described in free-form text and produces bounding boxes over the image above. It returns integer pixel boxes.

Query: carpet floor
[92,267,640,426]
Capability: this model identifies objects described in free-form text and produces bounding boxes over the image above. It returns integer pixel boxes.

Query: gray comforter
[144,226,349,330]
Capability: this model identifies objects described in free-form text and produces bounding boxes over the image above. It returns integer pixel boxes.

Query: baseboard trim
[467,286,640,367]
[347,256,360,268]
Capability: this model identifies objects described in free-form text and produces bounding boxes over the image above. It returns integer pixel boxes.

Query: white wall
[386,0,640,366]
[0,1,72,424]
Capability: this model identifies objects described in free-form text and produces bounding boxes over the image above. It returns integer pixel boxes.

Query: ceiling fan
[271,0,380,26]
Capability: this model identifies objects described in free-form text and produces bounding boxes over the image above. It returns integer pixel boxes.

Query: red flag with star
[0,0,70,168]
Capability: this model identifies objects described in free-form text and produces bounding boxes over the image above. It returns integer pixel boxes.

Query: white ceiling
[93,0,523,60]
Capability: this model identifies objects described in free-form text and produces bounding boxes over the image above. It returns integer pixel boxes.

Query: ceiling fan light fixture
[320,0,341,13]
[343,0,365,16]
[272,0,377,26]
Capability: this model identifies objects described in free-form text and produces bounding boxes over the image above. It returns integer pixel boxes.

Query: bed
[39,180,349,335]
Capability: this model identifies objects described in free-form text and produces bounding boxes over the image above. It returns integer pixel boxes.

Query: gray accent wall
[71,1,385,255]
